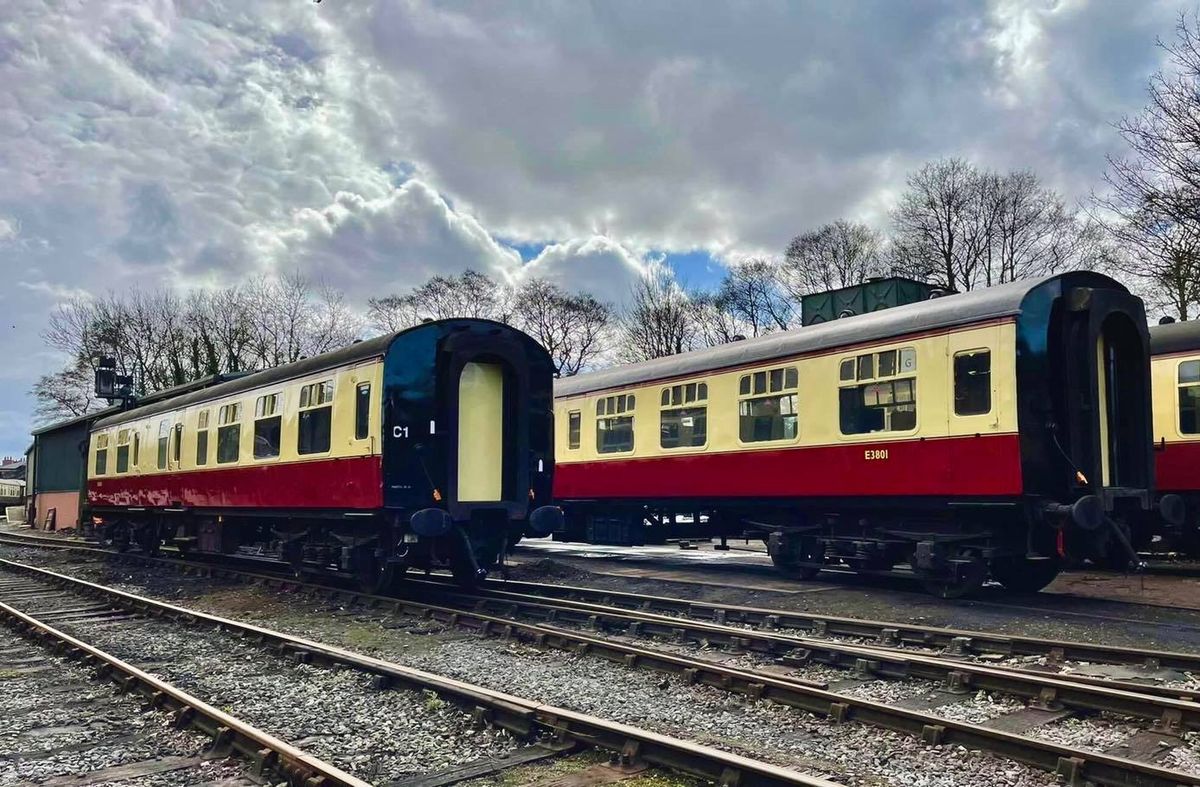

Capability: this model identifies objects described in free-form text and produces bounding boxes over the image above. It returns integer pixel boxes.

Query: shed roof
[31,405,122,436]
[556,272,1125,398]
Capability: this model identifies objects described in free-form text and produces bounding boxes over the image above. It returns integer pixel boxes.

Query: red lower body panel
[88,456,383,510]
[1157,441,1200,494]
[553,433,1023,500]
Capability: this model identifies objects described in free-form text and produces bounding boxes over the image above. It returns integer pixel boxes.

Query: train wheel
[280,539,306,578]
[356,557,402,596]
[107,521,132,553]
[136,522,162,555]
[991,557,1060,593]
[769,537,822,581]
[916,560,987,599]
[450,551,487,587]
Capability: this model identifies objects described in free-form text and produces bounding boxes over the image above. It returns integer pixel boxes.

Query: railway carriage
[552,272,1178,597]
[86,319,561,589]
[1150,320,1200,551]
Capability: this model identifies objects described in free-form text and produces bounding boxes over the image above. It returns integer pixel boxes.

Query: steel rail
[412,582,1200,732]
[3,533,1196,702]
[2,559,1199,787]
[0,600,372,787]
[4,534,1198,711]
[441,574,1200,672]
[6,531,1198,672]
[0,559,839,787]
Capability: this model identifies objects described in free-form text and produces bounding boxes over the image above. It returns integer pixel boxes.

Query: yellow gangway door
[457,362,504,502]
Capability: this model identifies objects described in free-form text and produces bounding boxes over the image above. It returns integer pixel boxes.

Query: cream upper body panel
[1152,352,1200,445]
[88,360,383,480]
[554,322,1016,464]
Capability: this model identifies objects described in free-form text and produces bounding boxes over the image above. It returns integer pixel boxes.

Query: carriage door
[457,362,504,502]
[1096,313,1150,488]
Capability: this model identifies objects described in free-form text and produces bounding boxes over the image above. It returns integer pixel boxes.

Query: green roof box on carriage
[800,276,948,327]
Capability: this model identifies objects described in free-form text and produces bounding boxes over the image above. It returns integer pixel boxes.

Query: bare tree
[30,361,102,424]
[988,171,1062,284]
[186,286,254,375]
[620,266,695,362]
[368,270,612,373]
[891,158,978,290]
[692,258,793,346]
[893,158,1092,291]
[1101,201,1200,319]
[1097,12,1200,320]
[305,282,364,357]
[691,288,746,347]
[244,272,362,367]
[720,258,793,333]
[367,270,512,331]
[782,220,884,298]
[43,290,177,395]
[511,279,613,376]
[33,272,363,422]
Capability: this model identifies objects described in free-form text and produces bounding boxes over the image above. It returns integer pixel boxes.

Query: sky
[0,0,1189,458]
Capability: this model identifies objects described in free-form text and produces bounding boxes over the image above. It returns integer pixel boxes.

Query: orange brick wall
[32,491,81,530]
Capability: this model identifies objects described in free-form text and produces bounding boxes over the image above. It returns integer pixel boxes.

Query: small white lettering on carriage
[864,449,889,460]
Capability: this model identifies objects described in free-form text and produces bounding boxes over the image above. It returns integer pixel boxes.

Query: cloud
[263,180,522,297]
[518,237,650,305]
[0,0,1190,458]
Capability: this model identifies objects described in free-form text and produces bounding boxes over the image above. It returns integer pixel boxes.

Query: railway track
[456,572,1200,672]
[19,529,1200,673]
[0,556,841,787]
[406,579,1200,714]
[3,537,1200,785]
[0,583,370,786]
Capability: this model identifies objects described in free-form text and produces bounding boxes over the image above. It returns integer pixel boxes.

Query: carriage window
[298,380,334,455]
[132,432,140,467]
[567,410,581,450]
[116,429,130,473]
[596,394,635,453]
[661,383,708,448]
[355,383,371,440]
[217,402,242,464]
[738,366,798,442]
[1180,360,1200,435]
[878,350,897,378]
[94,434,109,476]
[300,380,334,408]
[157,420,170,469]
[840,347,918,434]
[196,410,209,466]
[254,393,281,459]
[954,350,992,416]
[173,423,183,464]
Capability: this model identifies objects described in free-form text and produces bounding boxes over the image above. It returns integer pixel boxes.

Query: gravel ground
[400,640,1058,787]
[932,692,1026,725]
[1026,713,1143,752]
[0,627,249,786]
[835,678,932,705]
[1167,733,1200,773]
[0,550,1070,786]
[2,576,522,784]
[7,546,1200,784]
